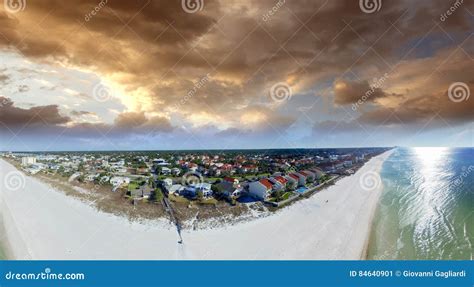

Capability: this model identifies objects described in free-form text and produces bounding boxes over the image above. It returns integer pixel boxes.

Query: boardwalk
[163,196,183,244]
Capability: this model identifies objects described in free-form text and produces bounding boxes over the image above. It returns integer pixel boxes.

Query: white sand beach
[0,150,393,260]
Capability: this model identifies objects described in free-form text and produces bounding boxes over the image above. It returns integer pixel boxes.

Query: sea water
[368,147,474,260]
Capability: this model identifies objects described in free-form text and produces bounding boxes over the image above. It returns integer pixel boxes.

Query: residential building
[248,179,273,200]
[270,176,289,191]
[285,174,299,190]
[21,156,36,166]
[110,176,131,186]
[292,172,306,186]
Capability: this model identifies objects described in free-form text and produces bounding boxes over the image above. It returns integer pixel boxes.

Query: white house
[183,182,213,198]
[161,167,171,175]
[163,178,173,187]
[110,176,130,186]
[248,179,273,200]
[85,173,99,182]
[100,176,110,184]
[168,184,185,195]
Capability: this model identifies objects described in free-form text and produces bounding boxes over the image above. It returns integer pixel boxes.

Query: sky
[0,0,473,151]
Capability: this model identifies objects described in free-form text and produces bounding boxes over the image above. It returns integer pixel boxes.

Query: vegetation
[151,188,164,203]
[169,193,190,204]
[196,190,204,200]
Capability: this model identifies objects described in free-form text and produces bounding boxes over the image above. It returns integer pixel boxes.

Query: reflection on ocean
[368,147,474,260]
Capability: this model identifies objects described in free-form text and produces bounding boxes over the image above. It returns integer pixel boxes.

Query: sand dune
[0,150,393,260]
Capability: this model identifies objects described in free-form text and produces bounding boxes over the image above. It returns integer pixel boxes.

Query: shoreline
[0,150,393,260]
[360,152,393,259]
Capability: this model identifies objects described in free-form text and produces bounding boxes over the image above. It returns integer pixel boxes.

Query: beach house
[285,174,299,190]
[163,178,173,188]
[183,182,213,198]
[160,167,171,175]
[291,172,306,186]
[301,170,316,183]
[167,184,185,195]
[110,176,130,186]
[309,168,324,179]
[248,179,273,200]
[269,176,288,191]
[130,185,153,199]
[216,177,242,198]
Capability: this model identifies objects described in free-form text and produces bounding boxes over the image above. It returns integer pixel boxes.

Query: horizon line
[1,146,471,153]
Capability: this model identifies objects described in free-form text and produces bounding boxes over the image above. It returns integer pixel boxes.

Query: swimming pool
[296,187,308,193]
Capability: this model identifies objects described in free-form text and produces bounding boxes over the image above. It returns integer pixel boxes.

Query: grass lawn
[169,194,190,204]
[197,198,218,205]
[270,191,293,202]
[281,192,292,200]
[127,182,139,192]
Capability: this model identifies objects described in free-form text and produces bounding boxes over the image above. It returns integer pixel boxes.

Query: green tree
[153,189,164,202]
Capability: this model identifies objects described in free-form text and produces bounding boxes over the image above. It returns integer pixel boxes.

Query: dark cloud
[0,97,174,136]
[333,79,392,105]
[112,111,173,132]
[113,111,148,128]
[0,96,70,127]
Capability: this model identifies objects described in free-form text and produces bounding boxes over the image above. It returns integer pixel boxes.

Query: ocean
[368,147,474,260]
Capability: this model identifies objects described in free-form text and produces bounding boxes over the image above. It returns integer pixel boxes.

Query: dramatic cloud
[0,97,173,137]
[333,79,392,105]
[0,0,472,149]
[0,96,70,128]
